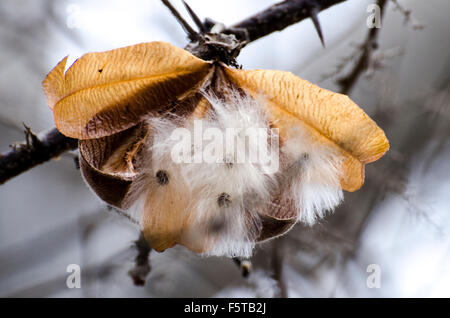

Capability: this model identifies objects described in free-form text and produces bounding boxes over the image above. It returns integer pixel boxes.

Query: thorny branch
[0,126,77,184]
[230,0,347,44]
[0,0,349,184]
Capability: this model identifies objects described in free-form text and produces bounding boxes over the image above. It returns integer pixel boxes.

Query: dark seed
[217,192,231,208]
[98,68,103,73]
[156,170,169,185]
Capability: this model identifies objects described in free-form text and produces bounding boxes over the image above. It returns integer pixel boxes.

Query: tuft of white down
[127,90,344,257]
[129,91,277,257]
[280,127,344,225]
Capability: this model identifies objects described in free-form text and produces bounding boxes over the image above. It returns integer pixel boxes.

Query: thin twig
[337,0,388,94]
[390,0,424,30]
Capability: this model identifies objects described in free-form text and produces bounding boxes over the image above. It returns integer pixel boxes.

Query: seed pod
[42,41,389,257]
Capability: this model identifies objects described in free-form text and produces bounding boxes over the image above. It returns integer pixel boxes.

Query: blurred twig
[230,0,347,44]
[271,238,288,298]
[337,0,388,94]
[390,0,424,30]
[128,232,152,286]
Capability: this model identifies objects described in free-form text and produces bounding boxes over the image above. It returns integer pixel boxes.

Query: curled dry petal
[223,68,390,192]
[42,42,212,139]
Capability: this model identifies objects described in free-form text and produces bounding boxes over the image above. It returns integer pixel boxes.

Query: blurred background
[0,0,449,297]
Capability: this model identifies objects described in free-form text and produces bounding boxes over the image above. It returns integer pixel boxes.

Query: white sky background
[0,0,449,297]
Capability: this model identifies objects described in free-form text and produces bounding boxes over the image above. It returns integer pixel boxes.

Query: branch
[337,0,388,94]
[230,0,347,43]
[0,0,349,184]
[0,126,77,184]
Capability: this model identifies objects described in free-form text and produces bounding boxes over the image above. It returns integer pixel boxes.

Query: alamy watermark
[66,264,81,289]
[366,263,381,288]
[367,4,382,29]
[169,120,280,174]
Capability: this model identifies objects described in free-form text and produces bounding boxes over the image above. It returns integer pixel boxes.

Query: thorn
[182,0,207,33]
[22,123,41,149]
[310,7,325,48]
[161,0,200,41]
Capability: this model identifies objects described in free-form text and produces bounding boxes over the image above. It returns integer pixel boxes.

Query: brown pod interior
[79,125,147,209]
